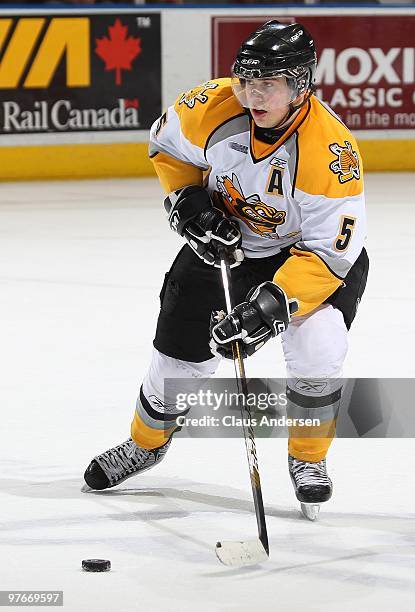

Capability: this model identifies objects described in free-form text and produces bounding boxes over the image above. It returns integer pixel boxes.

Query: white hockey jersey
[149,78,366,317]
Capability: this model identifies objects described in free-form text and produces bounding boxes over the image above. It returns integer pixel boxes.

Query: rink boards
[0,5,414,179]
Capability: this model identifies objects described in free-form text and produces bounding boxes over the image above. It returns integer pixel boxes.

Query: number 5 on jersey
[334,216,356,251]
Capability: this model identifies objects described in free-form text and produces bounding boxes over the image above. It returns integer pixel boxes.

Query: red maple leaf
[95,19,141,86]
[125,98,139,109]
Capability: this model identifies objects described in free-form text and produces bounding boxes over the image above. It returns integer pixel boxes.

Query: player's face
[245,78,292,127]
[250,103,291,128]
[232,75,299,128]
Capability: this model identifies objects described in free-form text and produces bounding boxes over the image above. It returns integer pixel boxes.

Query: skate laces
[290,458,330,487]
[97,438,150,480]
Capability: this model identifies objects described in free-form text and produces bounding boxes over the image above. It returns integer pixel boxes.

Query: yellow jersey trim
[274,247,342,316]
[173,78,244,151]
[151,151,204,193]
[295,97,364,198]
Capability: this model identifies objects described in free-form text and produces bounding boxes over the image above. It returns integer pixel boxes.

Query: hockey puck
[82,559,111,572]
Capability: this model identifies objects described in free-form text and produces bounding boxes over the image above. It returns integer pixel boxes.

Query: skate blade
[215,540,269,567]
[81,484,93,493]
[301,502,320,521]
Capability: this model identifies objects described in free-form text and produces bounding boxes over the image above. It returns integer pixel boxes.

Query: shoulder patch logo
[329,141,360,183]
[178,82,218,109]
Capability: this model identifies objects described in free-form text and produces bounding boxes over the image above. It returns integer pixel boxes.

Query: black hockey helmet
[232,20,317,99]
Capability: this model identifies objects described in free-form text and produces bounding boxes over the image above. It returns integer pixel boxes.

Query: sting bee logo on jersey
[216,174,286,238]
[178,82,219,109]
[329,141,360,184]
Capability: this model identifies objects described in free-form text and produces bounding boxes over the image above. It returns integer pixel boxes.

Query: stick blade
[215,540,269,567]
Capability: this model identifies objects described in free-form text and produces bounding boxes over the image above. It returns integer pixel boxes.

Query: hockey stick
[215,254,269,567]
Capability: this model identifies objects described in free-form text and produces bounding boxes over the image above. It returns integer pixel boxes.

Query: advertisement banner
[0,12,161,134]
[212,15,415,131]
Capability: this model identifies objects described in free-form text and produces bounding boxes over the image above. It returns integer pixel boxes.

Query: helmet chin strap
[269,90,313,130]
[271,108,294,130]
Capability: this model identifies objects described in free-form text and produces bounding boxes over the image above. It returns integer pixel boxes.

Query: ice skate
[84,437,171,491]
[288,454,332,521]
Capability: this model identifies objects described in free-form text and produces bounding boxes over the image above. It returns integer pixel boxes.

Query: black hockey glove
[164,185,244,268]
[210,282,299,360]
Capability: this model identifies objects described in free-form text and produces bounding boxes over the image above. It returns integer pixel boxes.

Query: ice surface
[0,175,414,611]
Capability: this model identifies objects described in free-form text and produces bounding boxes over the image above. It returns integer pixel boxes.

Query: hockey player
[84,21,368,516]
